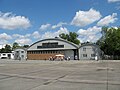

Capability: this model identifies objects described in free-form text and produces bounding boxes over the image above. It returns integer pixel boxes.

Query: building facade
[79,43,102,60]
[14,48,27,60]
[0,53,14,59]
[27,38,79,60]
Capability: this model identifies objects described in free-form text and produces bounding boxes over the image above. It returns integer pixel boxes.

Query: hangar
[27,38,79,60]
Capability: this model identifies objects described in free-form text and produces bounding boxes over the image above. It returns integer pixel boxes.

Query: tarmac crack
[0,76,13,80]
[43,74,67,85]
[26,74,68,90]
[0,73,48,80]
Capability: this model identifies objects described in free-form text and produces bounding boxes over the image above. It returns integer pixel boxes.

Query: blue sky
[0,0,120,46]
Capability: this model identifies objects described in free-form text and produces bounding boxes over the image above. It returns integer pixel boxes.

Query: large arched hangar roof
[28,38,79,50]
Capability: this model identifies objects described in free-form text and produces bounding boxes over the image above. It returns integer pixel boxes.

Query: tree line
[0,42,29,53]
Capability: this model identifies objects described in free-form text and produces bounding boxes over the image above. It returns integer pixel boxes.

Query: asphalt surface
[0,59,120,90]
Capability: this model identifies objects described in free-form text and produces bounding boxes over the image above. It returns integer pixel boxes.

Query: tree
[59,32,80,45]
[59,33,67,40]
[23,45,29,48]
[0,48,5,53]
[5,44,12,52]
[0,44,12,53]
[12,42,20,50]
[97,27,120,56]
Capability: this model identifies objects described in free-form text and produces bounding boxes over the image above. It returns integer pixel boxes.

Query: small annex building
[27,38,79,60]
[14,48,27,60]
[79,43,103,60]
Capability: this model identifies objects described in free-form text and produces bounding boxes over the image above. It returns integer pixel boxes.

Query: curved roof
[80,43,100,49]
[14,48,27,51]
[28,38,79,49]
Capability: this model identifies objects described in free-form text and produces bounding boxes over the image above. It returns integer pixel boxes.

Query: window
[36,51,38,54]
[3,54,6,56]
[91,54,95,57]
[28,51,31,54]
[83,54,87,57]
[37,42,64,48]
[50,51,52,53]
[83,48,86,51]
[21,55,24,58]
[21,51,24,53]
[41,51,43,54]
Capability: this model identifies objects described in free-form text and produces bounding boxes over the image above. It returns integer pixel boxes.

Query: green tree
[12,42,20,50]
[5,44,12,52]
[97,27,120,56]
[0,48,5,53]
[23,45,29,48]
[59,33,67,40]
[0,44,12,53]
[59,32,80,45]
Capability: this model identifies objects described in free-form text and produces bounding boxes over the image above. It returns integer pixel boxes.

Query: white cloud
[13,34,31,39]
[15,38,32,45]
[52,22,67,29]
[12,32,40,45]
[32,31,41,39]
[13,34,25,38]
[71,8,102,27]
[77,26,102,42]
[25,34,31,38]
[97,13,118,26]
[41,32,54,39]
[39,23,51,30]
[0,33,12,40]
[56,27,69,35]
[0,12,31,30]
[13,33,32,45]
[0,33,12,45]
[108,0,120,3]
[41,27,69,39]
[0,40,9,45]
[39,22,67,30]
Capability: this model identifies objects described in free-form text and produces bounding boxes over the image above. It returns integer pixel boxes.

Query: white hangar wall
[27,38,79,60]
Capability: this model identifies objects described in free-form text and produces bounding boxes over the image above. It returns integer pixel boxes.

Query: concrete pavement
[0,60,120,90]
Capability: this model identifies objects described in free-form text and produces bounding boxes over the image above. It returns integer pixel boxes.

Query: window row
[83,48,95,51]
[27,50,64,54]
[16,51,24,53]
[83,54,96,57]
